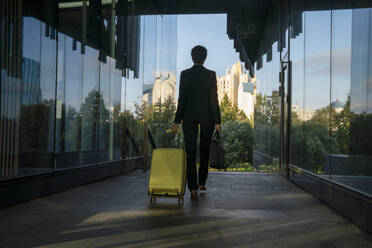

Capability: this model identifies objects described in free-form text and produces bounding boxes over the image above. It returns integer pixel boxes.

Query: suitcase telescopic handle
[166,129,181,148]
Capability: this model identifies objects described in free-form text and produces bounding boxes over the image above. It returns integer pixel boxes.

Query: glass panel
[98,59,111,162]
[81,46,100,164]
[1,0,149,178]
[19,18,56,176]
[330,9,352,165]
[329,8,372,195]
[290,9,305,168]
[55,33,66,155]
[303,10,331,175]
[110,57,122,161]
[64,37,84,166]
[19,17,42,175]
[253,4,281,172]
[271,43,280,161]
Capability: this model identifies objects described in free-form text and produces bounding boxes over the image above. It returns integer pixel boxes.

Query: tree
[220,94,247,123]
[333,95,352,154]
[221,121,253,167]
[134,100,148,122]
[152,98,163,126]
[65,106,82,151]
[349,111,372,156]
[20,99,54,151]
[162,95,176,128]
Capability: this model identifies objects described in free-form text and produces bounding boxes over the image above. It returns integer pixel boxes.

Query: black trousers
[182,120,214,191]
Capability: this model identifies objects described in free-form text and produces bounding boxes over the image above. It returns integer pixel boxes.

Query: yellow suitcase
[148,148,187,205]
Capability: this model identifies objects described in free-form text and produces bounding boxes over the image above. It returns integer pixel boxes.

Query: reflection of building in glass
[142,84,153,105]
[252,3,372,227]
[291,104,316,121]
[142,73,177,106]
[21,58,42,105]
[331,99,345,113]
[0,0,144,179]
[217,61,256,119]
[238,82,255,119]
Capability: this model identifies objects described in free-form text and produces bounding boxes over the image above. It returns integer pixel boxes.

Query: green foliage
[20,99,54,151]
[333,95,351,154]
[221,120,253,167]
[65,106,82,151]
[349,111,372,156]
[134,96,178,147]
[254,92,280,127]
[220,94,247,123]
[254,92,280,159]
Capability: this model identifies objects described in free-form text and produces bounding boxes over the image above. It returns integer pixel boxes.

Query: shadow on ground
[0,171,371,248]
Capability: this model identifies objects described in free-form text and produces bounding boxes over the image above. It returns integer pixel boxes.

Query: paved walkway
[1,171,372,248]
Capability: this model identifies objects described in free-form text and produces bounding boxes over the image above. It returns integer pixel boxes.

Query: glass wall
[254,4,281,171]
[0,0,177,179]
[124,14,178,150]
[255,0,372,196]
[19,17,56,175]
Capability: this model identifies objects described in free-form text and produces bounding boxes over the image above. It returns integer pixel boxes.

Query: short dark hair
[191,45,207,64]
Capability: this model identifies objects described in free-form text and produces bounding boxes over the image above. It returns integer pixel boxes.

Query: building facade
[217,61,256,119]
[143,73,177,106]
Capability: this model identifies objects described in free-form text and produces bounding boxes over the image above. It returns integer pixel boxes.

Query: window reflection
[1,0,178,179]
[302,10,332,175]
[19,18,56,175]
[255,2,372,195]
[64,38,84,155]
[290,11,305,168]
[81,47,100,164]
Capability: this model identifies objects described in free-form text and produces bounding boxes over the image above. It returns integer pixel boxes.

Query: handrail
[143,121,157,171]
[126,128,141,155]
[146,123,157,149]
[121,122,140,159]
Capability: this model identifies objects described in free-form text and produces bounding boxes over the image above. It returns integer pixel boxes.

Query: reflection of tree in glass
[350,113,372,156]
[65,106,82,151]
[254,92,280,158]
[64,89,110,152]
[133,96,177,147]
[333,95,351,154]
[20,99,54,152]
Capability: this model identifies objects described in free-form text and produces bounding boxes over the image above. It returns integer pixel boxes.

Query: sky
[177,14,242,78]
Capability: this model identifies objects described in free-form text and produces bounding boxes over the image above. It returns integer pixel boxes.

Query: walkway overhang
[132,0,372,75]
[134,0,274,76]
[56,0,372,76]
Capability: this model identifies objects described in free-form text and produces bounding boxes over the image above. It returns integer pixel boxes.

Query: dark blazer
[174,64,221,125]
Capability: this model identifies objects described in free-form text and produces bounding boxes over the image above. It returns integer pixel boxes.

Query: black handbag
[209,131,225,170]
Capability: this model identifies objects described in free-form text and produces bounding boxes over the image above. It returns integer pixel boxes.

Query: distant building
[142,72,177,106]
[238,82,255,118]
[142,85,153,105]
[217,61,250,105]
[292,104,316,121]
[331,99,345,113]
[217,61,256,119]
[21,58,42,105]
